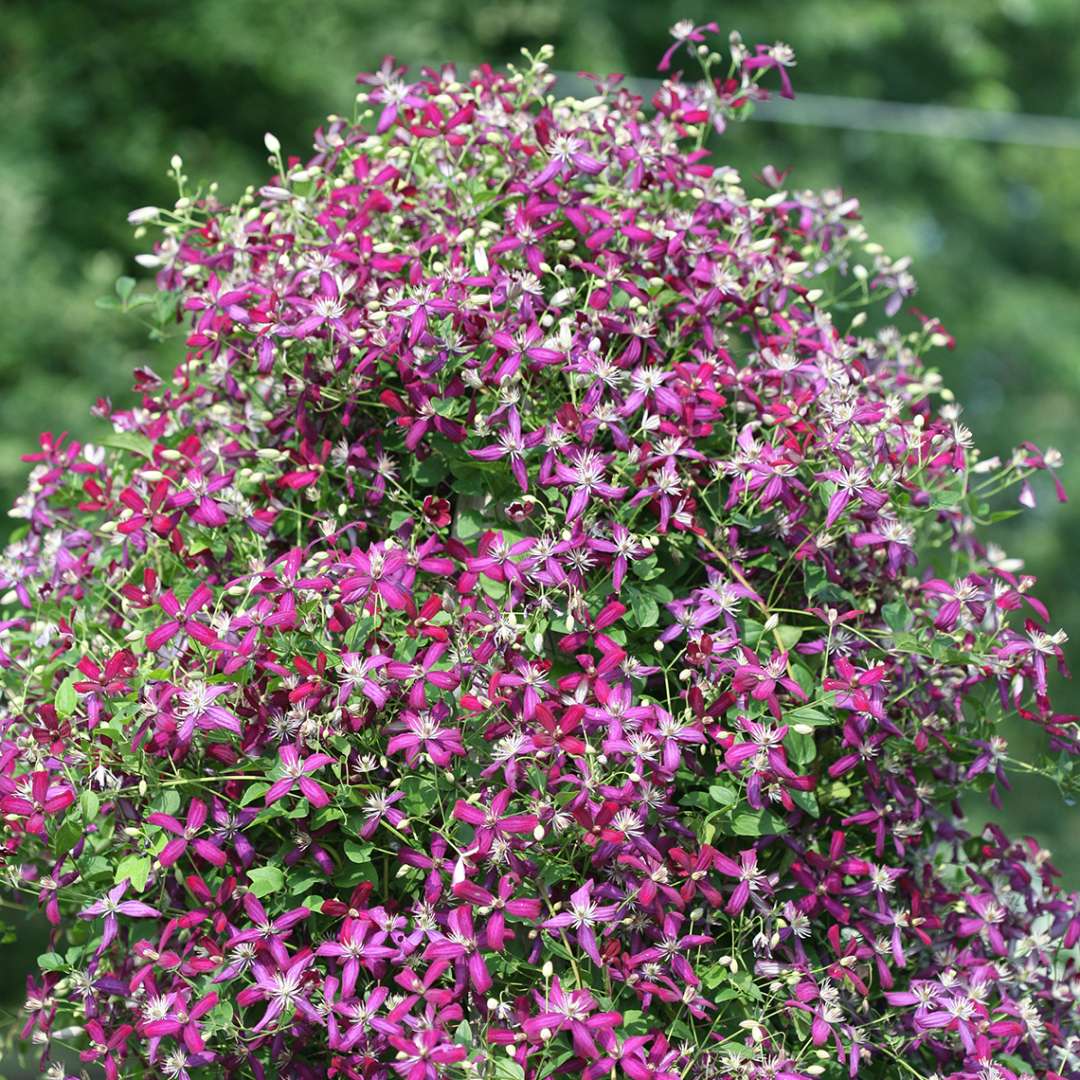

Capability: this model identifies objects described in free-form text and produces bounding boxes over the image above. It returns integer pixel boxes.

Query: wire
[553,71,1080,150]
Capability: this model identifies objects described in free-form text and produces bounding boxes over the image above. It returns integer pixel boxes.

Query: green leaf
[204,1001,235,1034]
[80,790,100,822]
[412,455,447,485]
[625,586,660,628]
[114,854,152,892]
[115,275,136,302]
[344,839,373,864]
[494,1059,526,1079]
[774,624,803,649]
[930,481,964,510]
[288,872,325,896]
[786,705,835,728]
[882,600,913,633]
[52,814,84,857]
[708,783,736,806]
[731,809,785,837]
[790,788,820,817]
[454,507,487,541]
[479,575,507,601]
[37,952,66,971]
[247,866,285,897]
[631,554,663,581]
[100,431,155,459]
[240,782,269,807]
[784,729,816,765]
[54,676,77,718]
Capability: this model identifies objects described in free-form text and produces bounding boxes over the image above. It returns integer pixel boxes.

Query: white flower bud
[127,206,161,225]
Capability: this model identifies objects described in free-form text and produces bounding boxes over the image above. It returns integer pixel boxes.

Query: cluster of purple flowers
[0,21,1076,1080]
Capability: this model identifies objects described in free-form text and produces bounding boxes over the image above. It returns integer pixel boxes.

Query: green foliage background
[1,0,1078,1053]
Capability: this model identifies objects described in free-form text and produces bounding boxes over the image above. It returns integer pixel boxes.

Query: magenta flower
[79,1019,134,1080]
[731,647,807,719]
[386,703,464,767]
[452,788,538,856]
[285,271,354,339]
[139,989,218,1053]
[522,977,621,1060]
[492,659,553,720]
[533,133,605,188]
[316,917,396,996]
[355,56,426,134]
[0,771,74,836]
[226,892,310,967]
[451,874,541,950]
[146,583,221,652]
[466,531,537,586]
[148,797,227,867]
[386,1029,467,1080]
[657,19,721,71]
[5,25,1079,1080]
[386,641,460,705]
[423,905,492,993]
[955,892,1010,956]
[338,543,412,611]
[264,745,335,809]
[163,467,235,528]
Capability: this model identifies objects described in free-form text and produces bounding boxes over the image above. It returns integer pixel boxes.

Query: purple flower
[79,882,160,951]
[542,882,619,966]
[587,524,648,593]
[226,892,310,967]
[236,952,320,1032]
[551,448,627,523]
[712,848,770,915]
[173,680,242,742]
[467,408,542,491]
[338,650,391,708]
[358,789,408,839]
